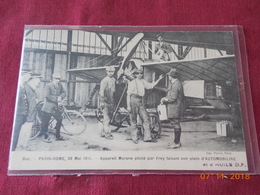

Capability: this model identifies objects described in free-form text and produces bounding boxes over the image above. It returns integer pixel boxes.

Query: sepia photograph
[8,26,248,173]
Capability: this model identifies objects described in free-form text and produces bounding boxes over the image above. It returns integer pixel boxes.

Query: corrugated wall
[74,55,99,107]
[22,51,102,106]
[21,50,122,108]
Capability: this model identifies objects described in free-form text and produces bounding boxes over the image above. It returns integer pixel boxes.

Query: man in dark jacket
[17,75,41,150]
[161,69,186,149]
[41,73,66,142]
[11,71,31,151]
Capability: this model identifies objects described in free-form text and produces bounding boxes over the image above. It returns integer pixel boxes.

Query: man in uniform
[127,68,163,144]
[41,73,66,142]
[11,71,31,151]
[161,69,186,149]
[99,66,116,140]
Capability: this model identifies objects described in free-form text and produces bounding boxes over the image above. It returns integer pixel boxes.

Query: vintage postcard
[8,26,252,175]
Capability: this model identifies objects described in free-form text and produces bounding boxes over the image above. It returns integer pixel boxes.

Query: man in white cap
[161,68,186,149]
[99,66,116,140]
[127,68,163,144]
[11,71,31,151]
[41,73,66,142]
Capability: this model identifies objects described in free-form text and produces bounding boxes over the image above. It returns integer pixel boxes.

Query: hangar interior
[20,29,245,151]
[23,30,235,108]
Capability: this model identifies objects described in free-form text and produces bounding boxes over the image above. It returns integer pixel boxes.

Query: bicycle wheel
[30,103,43,140]
[149,114,162,139]
[62,110,86,135]
[29,114,42,140]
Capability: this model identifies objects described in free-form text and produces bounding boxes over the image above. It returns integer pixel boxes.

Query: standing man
[99,66,116,140]
[17,75,41,150]
[161,69,186,149]
[41,73,66,142]
[127,68,163,144]
[11,71,31,151]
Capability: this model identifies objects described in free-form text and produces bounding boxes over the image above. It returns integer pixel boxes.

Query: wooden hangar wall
[21,50,118,107]
[21,29,124,108]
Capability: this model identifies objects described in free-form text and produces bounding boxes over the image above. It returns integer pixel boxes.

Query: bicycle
[30,102,87,140]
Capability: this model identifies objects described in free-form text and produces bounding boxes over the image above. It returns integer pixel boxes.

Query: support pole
[111,35,118,57]
[66,30,74,106]
[148,41,153,59]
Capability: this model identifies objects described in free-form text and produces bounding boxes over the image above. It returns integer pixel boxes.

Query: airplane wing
[140,55,236,81]
[95,31,234,52]
[67,65,119,83]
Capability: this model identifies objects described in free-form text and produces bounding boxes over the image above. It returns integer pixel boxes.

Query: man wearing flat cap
[41,73,66,142]
[127,68,163,144]
[161,68,186,149]
[99,66,116,140]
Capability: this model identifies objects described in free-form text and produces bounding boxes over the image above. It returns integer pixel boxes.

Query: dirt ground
[22,116,246,152]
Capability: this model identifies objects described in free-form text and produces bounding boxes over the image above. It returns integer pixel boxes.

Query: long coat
[99,76,116,105]
[24,83,37,122]
[16,85,28,117]
[165,79,186,119]
[41,82,66,114]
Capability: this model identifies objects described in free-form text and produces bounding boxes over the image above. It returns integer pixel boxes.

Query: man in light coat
[161,69,186,149]
[99,66,116,140]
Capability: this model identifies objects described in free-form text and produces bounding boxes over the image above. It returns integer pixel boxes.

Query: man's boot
[174,128,181,144]
[167,128,181,149]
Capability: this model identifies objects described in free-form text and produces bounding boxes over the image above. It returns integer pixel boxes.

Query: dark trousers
[169,118,181,144]
[130,96,151,141]
[11,114,26,151]
[41,109,62,139]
